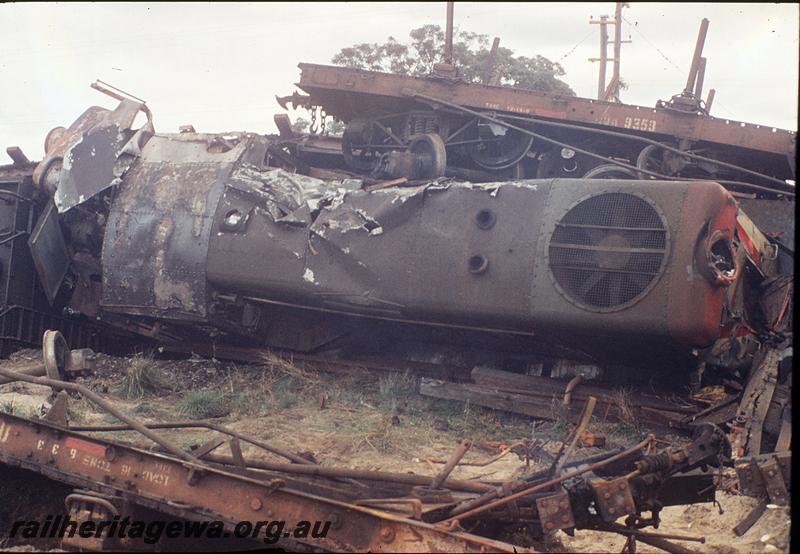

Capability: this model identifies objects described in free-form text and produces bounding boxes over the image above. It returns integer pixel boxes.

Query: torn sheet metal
[100,133,266,320]
[35,98,153,213]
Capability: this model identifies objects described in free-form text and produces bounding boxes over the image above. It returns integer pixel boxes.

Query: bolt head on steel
[379,527,395,542]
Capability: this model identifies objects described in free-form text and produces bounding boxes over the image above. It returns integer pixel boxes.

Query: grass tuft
[0,398,18,415]
[179,389,230,419]
[377,371,416,411]
[116,352,168,400]
[230,391,267,416]
[260,352,320,385]
[0,398,40,419]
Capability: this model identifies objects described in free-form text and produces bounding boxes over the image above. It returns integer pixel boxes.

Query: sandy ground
[0,349,791,553]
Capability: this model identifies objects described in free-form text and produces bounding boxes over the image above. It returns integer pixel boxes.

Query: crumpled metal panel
[35,99,153,213]
[736,197,794,275]
[33,106,108,187]
[207,175,549,329]
[100,133,264,320]
[309,181,548,324]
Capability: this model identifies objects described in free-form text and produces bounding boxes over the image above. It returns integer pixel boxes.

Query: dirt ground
[0,348,791,553]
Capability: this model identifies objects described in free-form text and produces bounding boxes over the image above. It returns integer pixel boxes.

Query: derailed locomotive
[0,79,792,386]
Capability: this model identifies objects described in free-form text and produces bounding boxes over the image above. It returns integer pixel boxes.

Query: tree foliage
[332,24,575,96]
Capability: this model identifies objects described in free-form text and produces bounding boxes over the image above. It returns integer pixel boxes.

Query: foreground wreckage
[0,337,742,552]
[0,58,793,551]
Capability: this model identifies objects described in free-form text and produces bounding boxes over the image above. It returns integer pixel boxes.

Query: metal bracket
[44,391,70,427]
[536,489,575,532]
[760,459,789,506]
[735,451,791,505]
[591,476,637,522]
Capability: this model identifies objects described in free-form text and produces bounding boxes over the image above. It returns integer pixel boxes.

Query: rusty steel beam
[600,522,699,554]
[0,412,524,552]
[694,57,707,100]
[200,453,493,494]
[70,420,318,466]
[684,19,710,96]
[444,1,454,66]
[471,367,697,413]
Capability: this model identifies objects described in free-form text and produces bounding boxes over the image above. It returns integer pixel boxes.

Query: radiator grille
[548,192,669,311]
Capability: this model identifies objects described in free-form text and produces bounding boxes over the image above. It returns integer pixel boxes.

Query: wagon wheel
[408,133,447,179]
[636,144,666,179]
[42,329,68,380]
[465,121,533,171]
[637,143,698,180]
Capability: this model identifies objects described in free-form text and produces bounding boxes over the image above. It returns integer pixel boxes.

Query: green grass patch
[179,389,231,419]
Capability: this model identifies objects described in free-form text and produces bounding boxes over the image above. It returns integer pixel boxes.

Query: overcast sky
[1,2,797,164]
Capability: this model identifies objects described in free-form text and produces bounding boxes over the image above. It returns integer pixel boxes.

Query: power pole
[589,15,609,100]
[606,2,630,102]
[590,3,630,102]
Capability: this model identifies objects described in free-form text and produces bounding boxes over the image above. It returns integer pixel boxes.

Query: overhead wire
[556,27,597,64]
[622,15,685,74]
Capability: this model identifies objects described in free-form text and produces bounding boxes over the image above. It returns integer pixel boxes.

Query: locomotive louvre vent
[547,192,670,311]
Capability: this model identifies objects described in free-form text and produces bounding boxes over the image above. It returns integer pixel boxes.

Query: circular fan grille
[548,192,669,311]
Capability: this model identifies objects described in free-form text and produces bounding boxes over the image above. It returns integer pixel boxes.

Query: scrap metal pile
[0,337,741,553]
[0,15,794,551]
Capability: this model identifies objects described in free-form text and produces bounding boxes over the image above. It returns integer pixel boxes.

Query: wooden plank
[419,379,565,420]
[470,367,697,414]
[420,378,691,430]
